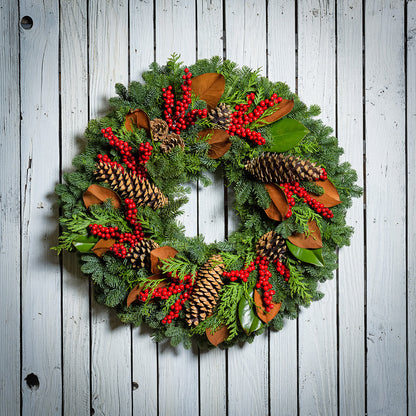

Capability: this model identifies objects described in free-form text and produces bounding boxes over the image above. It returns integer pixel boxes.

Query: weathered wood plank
[19,0,62,414]
[267,1,298,414]
[197,2,227,415]
[365,2,407,415]
[336,2,365,415]
[60,1,91,415]
[297,2,337,415]
[225,2,269,415]
[155,2,199,415]
[129,2,159,414]
[88,2,132,415]
[0,2,21,415]
[130,0,155,79]
[408,2,416,413]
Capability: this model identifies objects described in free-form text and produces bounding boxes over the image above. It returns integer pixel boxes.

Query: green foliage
[54,55,361,349]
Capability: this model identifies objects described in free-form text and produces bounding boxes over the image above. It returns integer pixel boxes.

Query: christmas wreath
[54,55,361,349]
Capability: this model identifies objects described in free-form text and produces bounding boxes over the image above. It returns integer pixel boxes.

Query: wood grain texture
[365,2,407,415]
[225,2,269,415]
[0,2,21,415]
[267,2,298,414]
[297,1,337,415]
[129,2,158,414]
[155,2,199,415]
[197,2,227,415]
[88,2,132,415]
[20,0,62,414]
[408,2,416,413]
[130,0,154,79]
[336,2,365,415]
[60,1,91,415]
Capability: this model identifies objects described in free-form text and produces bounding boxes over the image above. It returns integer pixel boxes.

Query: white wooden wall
[0,1,414,415]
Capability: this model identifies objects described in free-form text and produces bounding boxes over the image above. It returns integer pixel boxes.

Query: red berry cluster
[227,93,283,145]
[101,127,139,174]
[138,273,195,325]
[162,68,208,134]
[255,256,275,312]
[88,199,144,259]
[273,259,291,282]
[89,224,121,239]
[281,182,334,219]
[97,153,124,172]
[223,261,256,282]
[137,142,153,164]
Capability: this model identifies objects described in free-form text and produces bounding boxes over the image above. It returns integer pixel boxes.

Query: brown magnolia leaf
[254,290,281,323]
[198,129,231,159]
[256,99,295,126]
[206,325,230,347]
[83,184,122,209]
[125,109,151,132]
[191,73,225,110]
[92,238,116,257]
[264,184,289,221]
[287,220,322,249]
[127,273,167,307]
[312,179,342,208]
[150,246,179,274]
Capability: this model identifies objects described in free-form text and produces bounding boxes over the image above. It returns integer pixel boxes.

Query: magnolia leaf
[125,108,151,132]
[72,234,99,253]
[256,99,294,126]
[264,183,289,221]
[191,73,225,110]
[287,220,322,249]
[150,246,178,274]
[127,273,167,307]
[265,118,309,153]
[198,129,231,159]
[253,289,281,323]
[286,240,324,267]
[311,179,341,208]
[238,292,264,335]
[92,238,116,257]
[83,184,122,209]
[206,325,230,347]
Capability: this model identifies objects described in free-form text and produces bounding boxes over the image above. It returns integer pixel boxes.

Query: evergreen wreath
[54,55,361,349]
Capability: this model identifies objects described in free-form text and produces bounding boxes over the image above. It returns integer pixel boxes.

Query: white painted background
[0,0,414,415]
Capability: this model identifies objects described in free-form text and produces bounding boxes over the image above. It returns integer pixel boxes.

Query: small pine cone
[256,231,287,263]
[185,255,225,326]
[245,152,324,184]
[95,161,168,209]
[160,133,185,153]
[126,239,159,269]
[208,103,232,129]
[150,118,169,141]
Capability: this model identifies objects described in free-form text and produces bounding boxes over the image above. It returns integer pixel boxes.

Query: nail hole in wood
[132,381,139,390]
[91,408,95,415]
[25,373,39,390]
[21,16,33,30]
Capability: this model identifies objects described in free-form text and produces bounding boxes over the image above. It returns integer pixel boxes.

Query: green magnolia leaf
[72,235,99,253]
[286,240,324,267]
[238,291,264,335]
[265,118,309,152]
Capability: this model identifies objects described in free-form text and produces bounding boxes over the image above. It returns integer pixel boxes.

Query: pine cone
[208,103,232,129]
[245,152,323,184]
[126,239,159,269]
[95,161,168,209]
[150,118,169,141]
[185,255,224,326]
[256,231,287,263]
[160,133,185,153]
